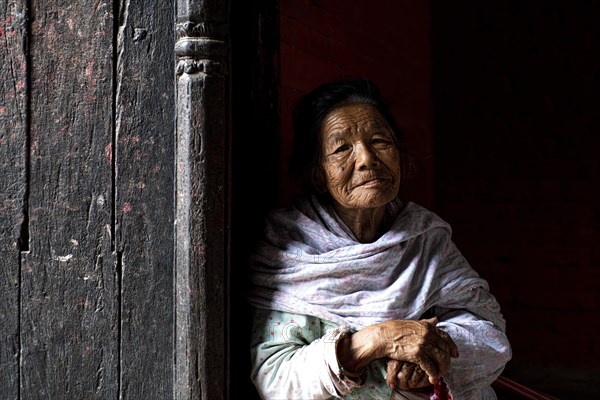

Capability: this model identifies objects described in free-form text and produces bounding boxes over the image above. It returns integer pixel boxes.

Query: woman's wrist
[335,327,381,372]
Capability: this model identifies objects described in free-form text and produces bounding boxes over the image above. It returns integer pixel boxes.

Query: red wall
[278,0,434,209]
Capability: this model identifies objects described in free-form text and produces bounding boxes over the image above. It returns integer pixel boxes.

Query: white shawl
[248,195,511,399]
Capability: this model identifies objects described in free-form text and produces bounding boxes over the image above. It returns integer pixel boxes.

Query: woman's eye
[333,145,349,154]
[372,138,391,147]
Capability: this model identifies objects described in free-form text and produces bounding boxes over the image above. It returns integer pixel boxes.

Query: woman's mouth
[352,177,391,189]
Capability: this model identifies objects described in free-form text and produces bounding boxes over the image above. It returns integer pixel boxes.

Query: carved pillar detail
[174,1,229,399]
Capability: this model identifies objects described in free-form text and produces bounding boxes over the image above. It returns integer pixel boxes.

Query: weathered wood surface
[0,1,27,398]
[114,0,175,397]
[174,0,230,398]
[2,0,234,397]
[20,1,119,397]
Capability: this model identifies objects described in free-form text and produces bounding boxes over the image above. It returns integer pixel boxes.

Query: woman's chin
[346,190,397,210]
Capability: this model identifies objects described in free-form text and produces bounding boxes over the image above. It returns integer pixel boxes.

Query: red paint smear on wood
[105,143,112,165]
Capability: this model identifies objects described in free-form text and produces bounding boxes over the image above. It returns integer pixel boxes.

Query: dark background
[432,2,600,396]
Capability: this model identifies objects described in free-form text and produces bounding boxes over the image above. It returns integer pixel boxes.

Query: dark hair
[289,78,412,194]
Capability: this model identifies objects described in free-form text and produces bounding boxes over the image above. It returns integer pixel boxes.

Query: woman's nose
[355,143,378,170]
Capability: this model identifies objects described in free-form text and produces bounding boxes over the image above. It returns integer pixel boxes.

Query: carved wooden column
[174,1,230,399]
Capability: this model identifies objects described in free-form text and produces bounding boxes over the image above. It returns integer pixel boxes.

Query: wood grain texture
[20,1,119,397]
[2,0,232,397]
[0,1,27,397]
[176,73,228,400]
[114,0,175,397]
[175,1,230,398]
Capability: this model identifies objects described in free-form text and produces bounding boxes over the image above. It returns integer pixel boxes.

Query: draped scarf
[248,194,505,332]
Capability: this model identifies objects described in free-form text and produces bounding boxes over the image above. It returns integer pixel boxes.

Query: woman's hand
[337,317,458,384]
[376,317,459,384]
[386,359,431,391]
[336,317,458,386]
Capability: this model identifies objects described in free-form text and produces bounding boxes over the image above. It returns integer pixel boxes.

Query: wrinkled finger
[435,328,459,358]
[405,363,420,389]
[398,362,433,390]
[425,342,453,377]
[411,352,440,385]
[412,364,429,384]
[415,370,433,389]
[386,359,402,390]
[420,317,458,359]
[424,328,458,366]
[395,364,411,391]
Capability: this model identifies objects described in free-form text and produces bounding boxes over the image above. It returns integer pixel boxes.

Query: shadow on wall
[432,1,600,398]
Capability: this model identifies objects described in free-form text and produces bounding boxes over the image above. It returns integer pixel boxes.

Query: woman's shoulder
[393,200,453,236]
[263,193,313,221]
[399,200,441,216]
[263,194,339,233]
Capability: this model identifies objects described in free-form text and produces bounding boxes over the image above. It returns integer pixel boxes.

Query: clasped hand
[336,316,458,391]
[377,317,458,390]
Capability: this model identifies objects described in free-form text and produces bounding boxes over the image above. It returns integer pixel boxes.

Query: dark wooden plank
[0,1,27,397]
[174,1,230,398]
[19,1,119,398]
[114,0,175,397]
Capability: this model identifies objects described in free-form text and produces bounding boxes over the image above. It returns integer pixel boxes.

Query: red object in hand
[430,378,452,400]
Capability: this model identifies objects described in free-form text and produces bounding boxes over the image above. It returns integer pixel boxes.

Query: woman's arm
[435,306,512,399]
[432,236,512,399]
[250,308,365,399]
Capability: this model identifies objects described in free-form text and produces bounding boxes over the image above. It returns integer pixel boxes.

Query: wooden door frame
[174,1,230,399]
[174,0,279,398]
[0,0,278,397]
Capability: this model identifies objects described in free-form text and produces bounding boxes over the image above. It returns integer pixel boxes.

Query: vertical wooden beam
[114,0,176,397]
[0,1,27,397]
[20,1,119,397]
[174,0,230,399]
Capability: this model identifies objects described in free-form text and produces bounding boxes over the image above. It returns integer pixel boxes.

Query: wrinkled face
[319,103,402,210]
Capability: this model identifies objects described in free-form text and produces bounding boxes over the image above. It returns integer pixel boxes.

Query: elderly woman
[248,79,511,399]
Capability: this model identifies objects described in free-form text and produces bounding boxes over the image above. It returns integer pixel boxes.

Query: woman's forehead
[321,104,388,136]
